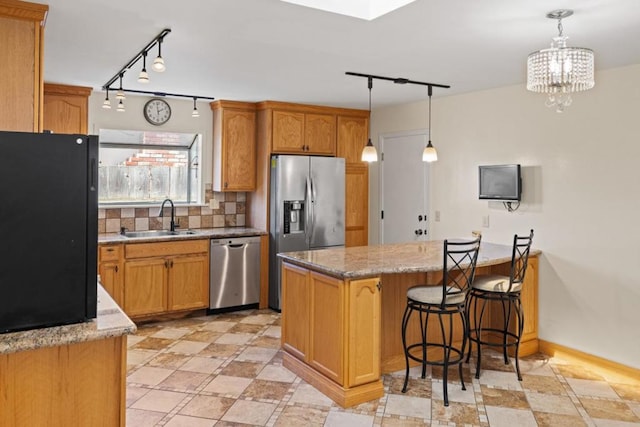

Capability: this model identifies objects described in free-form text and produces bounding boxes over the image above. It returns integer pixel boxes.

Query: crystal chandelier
[527,10,594,113]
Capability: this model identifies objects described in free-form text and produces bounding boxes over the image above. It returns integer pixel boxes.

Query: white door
[380,130,430,244]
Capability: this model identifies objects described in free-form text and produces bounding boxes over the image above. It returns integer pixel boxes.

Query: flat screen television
[479,164,522,201]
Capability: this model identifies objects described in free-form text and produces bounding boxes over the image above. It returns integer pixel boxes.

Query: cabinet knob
[115,265,118,273]
[106,247,114,252]
[376,282,382,292]
[224,182,228,188]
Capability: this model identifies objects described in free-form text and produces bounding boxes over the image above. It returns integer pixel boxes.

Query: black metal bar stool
[466,230,534,381]
[401,237,481,406]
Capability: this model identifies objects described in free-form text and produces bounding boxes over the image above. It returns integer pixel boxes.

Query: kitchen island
[0,284,136,426]
[278,241,540,407]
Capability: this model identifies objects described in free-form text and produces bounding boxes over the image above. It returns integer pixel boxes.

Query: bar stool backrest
[441,237,482,307]
[508,229,535,292]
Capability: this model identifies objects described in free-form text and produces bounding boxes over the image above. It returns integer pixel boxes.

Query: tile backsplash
[98,190,246,234]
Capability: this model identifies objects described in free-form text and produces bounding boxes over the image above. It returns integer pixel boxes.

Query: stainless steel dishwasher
[209,236,261,311]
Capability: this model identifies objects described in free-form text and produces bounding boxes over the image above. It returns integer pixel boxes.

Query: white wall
[369,64,640,369]
[88,92,213,194]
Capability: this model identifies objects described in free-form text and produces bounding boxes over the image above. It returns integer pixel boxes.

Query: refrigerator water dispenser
[284,200,305,234]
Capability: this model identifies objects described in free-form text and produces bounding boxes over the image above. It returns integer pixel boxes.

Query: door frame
[379,129,430,244]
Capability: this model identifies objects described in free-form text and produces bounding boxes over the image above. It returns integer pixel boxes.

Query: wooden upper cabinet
[43,83,92,134]
[211,100,257,192]
[0,1,49,132]
[272,110,305,153]
[337,115,368,163]
[272,110,336,155]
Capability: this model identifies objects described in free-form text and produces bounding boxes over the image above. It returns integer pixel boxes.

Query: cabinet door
[221,109,256,191]
[168,254,210,312]
[272,110,305,153]
[337,116,368,163]
[305,113,336,155]
[347,277,381,387]
[345,163,369,247]
[124,258,167,317]
[0,14,44,132]
[99,261,123,307]
[43,90,88,134]
[281,263,310,361]
[309,272,344,384]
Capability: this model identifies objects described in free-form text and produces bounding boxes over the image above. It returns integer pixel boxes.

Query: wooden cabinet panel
[305,113,336,155]
[337,116,368,163]
[281,262,310,361]
[124,258,167,317]
[43,83,91,134]
[125,239,208,259]
[99,244,124,307]
[347,277,381,387]
[272,110,305,153]
[345,163,368,247]
[0,13,44,132]
[309,272,344,384]
[211,101,257,192]
[168,254,209,311]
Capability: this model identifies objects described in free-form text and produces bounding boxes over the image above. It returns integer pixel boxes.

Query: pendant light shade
[102,89,111,110]
[361,76,378,163]
[152,37,166,72]
[422,86,437,163]
[116,99,125,112]
[191,97,200,118]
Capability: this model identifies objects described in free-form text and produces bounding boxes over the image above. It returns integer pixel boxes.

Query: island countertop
[0,283,136,355]
[278,240,540,279]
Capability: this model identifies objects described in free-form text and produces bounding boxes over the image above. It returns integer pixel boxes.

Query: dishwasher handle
[228,243,245,249]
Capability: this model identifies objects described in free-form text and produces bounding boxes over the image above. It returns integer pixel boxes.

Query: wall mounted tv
[479,164,522,201]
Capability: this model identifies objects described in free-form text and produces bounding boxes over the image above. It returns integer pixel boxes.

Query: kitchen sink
[122,229,198,238]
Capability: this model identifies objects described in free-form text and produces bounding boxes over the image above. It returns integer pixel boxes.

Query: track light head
[152,38,166,72]
[116,99,125,112]
[138,52,150,83]
[191,97,200,118]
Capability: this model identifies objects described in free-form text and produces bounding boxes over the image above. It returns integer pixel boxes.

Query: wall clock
[143,98,171,126]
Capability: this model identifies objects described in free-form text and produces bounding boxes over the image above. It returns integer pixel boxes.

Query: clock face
[143,98,171,126]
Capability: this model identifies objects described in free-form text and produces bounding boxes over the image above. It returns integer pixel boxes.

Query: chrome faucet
[158,198,176,232]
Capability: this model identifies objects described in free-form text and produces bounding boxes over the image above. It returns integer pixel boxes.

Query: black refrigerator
[0,131,98,333]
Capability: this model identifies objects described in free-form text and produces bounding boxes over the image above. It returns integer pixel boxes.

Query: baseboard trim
[539,339,640,384]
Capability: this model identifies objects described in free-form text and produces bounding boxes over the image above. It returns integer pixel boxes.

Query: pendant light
[527,9,594,112]
[116,99,125,112]
[152,37,166,72]
[116,74,126,100]
[361,76,378,162]
[138,52,149,83]
[102,89,111,109]
[191,97,200,118]
[422,86,437,163]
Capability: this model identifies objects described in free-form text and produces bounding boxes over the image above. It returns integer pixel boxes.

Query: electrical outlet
[435,210,440,222]
[482,215,490,228]
[209,198,220,209]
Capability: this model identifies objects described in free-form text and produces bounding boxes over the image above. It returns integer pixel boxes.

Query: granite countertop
[99,227,266,244]
[0,284,136,355]
[278,241,541,279]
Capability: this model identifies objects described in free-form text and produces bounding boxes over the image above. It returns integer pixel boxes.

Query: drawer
[99,244,122,262]
[125,239,209,259]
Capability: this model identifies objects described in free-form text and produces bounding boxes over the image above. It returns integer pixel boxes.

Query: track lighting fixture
[361,77,378,162]
[422,86,437,163]
[152,37,166,72]
[102,29,215,117]
[346,72,449,162]
[138,52,149,83]
[102,89,111,109]
[191,98,200,118]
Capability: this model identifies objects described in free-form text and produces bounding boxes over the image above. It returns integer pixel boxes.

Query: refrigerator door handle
[305,176,312,245]
[310,176,316,242]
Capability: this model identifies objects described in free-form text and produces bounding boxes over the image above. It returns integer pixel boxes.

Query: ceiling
[43,0,640,109]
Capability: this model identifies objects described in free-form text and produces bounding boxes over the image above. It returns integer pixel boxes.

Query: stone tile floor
[126,309,640,426]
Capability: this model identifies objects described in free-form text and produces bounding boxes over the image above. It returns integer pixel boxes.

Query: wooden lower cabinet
[168,254,210,311]
[281,262,383,407]
[116,239,209,319]
[98,244,124,307]
[345,163,369,247]
[124,258,168,317]
[347,277,380,387]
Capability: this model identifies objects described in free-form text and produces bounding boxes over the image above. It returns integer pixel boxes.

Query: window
[98,129,202,205]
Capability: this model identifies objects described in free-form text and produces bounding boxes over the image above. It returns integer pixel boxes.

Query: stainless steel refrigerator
[269,155,345,310]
